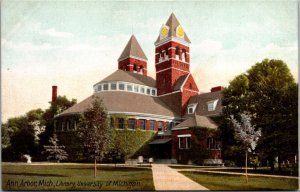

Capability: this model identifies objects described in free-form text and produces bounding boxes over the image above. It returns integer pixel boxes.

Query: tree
[222,59,298,171]
[231,114,261,182]
[43,134,68,162]
[39,96,77,148]
[79,96,112,177]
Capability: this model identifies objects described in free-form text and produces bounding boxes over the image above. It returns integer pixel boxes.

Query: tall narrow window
[133,64,138,72]
[162,78,166,88]
[164,48,168,59]
[175,47,180,60]
[140,119,146,130]
[66,120,70,130]
[118,118,125,129]
[150,120,156,130]
[158,121,163,132]
[140,66,144,74]
[182,49,187,62]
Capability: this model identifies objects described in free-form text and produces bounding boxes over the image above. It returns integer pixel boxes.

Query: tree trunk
[269,157,275,173]
[245,151,248,183]
[278,154,282,172]
[94,158,97,177]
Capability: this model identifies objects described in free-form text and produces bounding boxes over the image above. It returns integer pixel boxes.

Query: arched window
[182,49,187,62]
[189,83,193,89]
[164,48,168,59]
[140,66,144,74]
[175,47,180,60]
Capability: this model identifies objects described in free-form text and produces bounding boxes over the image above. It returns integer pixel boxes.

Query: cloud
[41,28,74,38]
[191,39,298,92]
[2,38,60,51]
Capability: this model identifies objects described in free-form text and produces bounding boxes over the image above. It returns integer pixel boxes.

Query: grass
[2,163,154,190]
[169,165,219,169]
[181,171,299,190]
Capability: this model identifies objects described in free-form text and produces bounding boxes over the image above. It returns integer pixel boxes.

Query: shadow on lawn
[3,172,67,177]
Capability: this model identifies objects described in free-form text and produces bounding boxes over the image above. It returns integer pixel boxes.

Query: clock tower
[155,13,199,115]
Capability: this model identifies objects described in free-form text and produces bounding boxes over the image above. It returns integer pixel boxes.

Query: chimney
[52,85,57,103]
[211,86,224,92]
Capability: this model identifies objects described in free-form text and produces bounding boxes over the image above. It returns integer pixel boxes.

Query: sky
[1,0,298,122]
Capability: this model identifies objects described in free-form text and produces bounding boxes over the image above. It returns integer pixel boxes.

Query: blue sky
[1,0,298,121]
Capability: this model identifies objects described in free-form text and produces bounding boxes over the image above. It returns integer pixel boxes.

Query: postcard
[1,0,298,191]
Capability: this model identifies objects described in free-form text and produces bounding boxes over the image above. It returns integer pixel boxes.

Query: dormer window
[188,103,197,114]
[207,99,219,111]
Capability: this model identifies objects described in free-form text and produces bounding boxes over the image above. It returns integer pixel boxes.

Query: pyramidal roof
[118,35,148,61]
[155,13,191,44]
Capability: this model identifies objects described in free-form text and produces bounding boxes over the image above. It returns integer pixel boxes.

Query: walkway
[151,164,208,190]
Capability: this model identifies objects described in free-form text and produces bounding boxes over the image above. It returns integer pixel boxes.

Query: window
[74,120,77,130]
[178,136,191,149]
[103,84,109,90]
[128,119,136,129]
[111,83,117,90]
[140,119,146,130]
[162,78,166,88]
[166,122,170,131]
[119,83,125,90]
[188,104,197,114]
[182,49,187,62]
[66,120,70,130]
[140,87,145,94]
[207,99,219,111]
[127,84,133,91]
[207,138,220,149]
[175,47,180,60]
[158,121,164,132]
[152,89,156,96]
[133,64,138,71]
[140,66,144,74]
[150,120,156,130]
[110,117,114,128]
[164,48,168,59]
[134,85,139,92]
[97,85,102,91]
[189,83,192,89]
[118,118,125,129]
[147,88,151,95]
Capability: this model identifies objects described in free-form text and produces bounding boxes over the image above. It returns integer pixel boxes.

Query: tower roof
[155,13,191,44]
[118,35,148,61]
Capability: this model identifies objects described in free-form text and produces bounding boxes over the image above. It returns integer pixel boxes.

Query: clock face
[176,25,184,38]
[160,25,169,39]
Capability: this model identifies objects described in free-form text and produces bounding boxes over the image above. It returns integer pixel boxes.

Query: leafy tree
[222,59,298,171]
[231,114,261,182]
[39,96,77,147]
[79,96,112,177]
[43,134,68,162]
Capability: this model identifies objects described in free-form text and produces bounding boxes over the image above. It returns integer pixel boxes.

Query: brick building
[55,13,223,164]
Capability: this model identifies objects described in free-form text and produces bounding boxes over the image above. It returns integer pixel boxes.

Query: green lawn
[2,164,154,191]
[181,171,299,190]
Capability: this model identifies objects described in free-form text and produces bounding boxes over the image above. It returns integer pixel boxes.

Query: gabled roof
[184,91,223,118]
[118,35,147,61]
[58,91,180,118]
[174,74,189,91]
[155,13,191,44]
[173,114,218,129]
[94,70,156,87]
